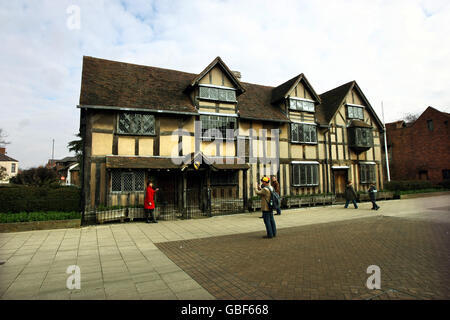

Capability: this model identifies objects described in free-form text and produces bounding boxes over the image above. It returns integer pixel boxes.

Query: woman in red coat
[144,181,159,223]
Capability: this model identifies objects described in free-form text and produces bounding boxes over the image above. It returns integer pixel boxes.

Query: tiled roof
[318,81,354,125]
[79,57,380,127]
[271,74,303,103]
[0,154,18,162]
[79,56,289,122]
[80,56,197,114]
[238,82,289,122]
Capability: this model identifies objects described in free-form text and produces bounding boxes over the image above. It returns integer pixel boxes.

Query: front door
[333,170,348,195]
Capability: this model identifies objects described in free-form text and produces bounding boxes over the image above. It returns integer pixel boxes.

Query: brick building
[385,106,450,184]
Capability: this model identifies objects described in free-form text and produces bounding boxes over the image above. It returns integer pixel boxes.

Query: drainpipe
[382,102,391,182]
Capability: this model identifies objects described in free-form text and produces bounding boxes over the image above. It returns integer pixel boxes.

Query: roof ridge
[83,56,199,77]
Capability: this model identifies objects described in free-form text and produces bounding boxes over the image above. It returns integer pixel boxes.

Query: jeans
[371,200,379,209]
[344,199,358,208]
[262,211,277,238]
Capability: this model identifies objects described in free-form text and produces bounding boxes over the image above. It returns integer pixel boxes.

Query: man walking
[255,176,277,239]
[344,180,358,209]
[271,175,282,215]
[144,181,159,223]
[368,183,380,210]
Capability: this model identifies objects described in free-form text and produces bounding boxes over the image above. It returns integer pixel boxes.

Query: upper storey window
[199,85,236,102]
[289,98,315,112]
[347,104,364,120]
[117,112,155,135]
[291,123,317,143]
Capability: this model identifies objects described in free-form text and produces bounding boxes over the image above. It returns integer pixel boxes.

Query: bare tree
[0,128,10,147]
[0,166,7,181]
[402,112,420,123]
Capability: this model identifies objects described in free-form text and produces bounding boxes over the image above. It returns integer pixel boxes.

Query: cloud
[1,0,449,168]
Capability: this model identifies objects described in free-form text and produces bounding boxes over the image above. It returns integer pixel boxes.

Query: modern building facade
[385,106,450,184]
[78,56,385,218]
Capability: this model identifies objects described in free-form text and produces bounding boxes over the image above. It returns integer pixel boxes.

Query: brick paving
[156,215,450,300]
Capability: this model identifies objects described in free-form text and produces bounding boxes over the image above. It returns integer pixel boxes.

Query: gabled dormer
[271,74,321,115]
[185,57,245,107]
[319,80,384,154]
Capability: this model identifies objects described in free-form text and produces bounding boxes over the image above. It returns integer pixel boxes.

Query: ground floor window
[443,169,450,180]
[210,171,238,185]
[360,164,376,184]
[111,170,145,192]
[292,164,319,186]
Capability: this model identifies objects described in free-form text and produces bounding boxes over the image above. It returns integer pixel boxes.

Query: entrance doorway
[333,169,348,195]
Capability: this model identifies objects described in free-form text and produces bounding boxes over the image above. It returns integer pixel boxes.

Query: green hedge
[0,185,81,213]
[0,211,81,224]
[384,180,436,192]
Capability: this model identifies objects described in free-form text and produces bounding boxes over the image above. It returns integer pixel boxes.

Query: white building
[0,148,19,184]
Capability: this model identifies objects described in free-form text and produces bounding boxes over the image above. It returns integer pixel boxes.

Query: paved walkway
[0,195,449,300]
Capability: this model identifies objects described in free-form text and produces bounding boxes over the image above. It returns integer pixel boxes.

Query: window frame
[346,104,364,120]
[290,122,317,144]
[111,170,145,193]
[210,171,238,186]
[427,119,434,131]
[116,112,156,136]
[11,163,16,173]
[291,163,319,187]
[198,85,237,103]
[289,97,315,113]
[360,164,376,184]
[200,114,237,141]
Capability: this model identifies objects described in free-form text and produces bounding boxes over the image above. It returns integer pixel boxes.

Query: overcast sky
[1,0,449,169]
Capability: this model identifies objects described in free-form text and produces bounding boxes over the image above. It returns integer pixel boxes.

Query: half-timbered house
[78,56,385,222]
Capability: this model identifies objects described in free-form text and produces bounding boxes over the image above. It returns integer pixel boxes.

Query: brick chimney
[0,147,5,155]
[232,71,241,80]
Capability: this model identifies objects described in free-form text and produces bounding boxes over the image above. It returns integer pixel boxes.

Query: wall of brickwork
[386,107,450,184]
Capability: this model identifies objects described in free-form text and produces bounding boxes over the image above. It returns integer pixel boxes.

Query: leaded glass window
[199,86,236,102]
[200,115,237,140]
[211,171,238,185]
[360,164,376,184]
[111,170,145,192]
[347,105,364,120]
[291,123,317,143]
[118,113,155,135]
[355,128,373,147]
[292,164,319,186]
[289,99,315,112]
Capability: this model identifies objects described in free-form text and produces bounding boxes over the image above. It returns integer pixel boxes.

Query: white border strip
[291,161,319,164]
[332,165,349,169]
[346,103,365,108]
[289,96,315,103]
[199,111,238,117]
[199,84,236,91]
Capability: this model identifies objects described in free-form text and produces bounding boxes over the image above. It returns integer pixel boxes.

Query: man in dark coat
[344,180,358,209]
[368,183,380,210]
